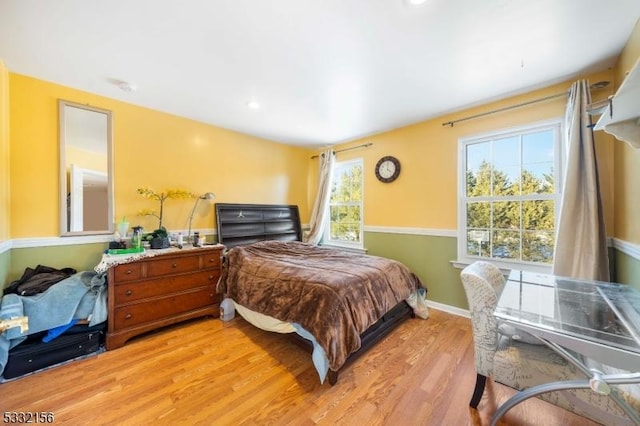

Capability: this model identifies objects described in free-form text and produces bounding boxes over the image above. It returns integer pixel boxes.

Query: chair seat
[493,339,640,425]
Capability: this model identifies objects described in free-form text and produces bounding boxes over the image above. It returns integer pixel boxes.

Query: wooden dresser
[106,246,222,350]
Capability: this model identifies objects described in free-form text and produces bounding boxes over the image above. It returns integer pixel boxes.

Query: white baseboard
[426,299,470,318]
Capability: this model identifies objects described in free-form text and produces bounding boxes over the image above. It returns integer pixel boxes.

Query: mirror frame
[58,99,114,236]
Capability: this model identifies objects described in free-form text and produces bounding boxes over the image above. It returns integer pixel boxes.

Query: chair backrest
[460,261,507,376]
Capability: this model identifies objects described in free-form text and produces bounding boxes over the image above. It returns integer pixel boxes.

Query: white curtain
[553,80,609,281]
[304,149,335,245]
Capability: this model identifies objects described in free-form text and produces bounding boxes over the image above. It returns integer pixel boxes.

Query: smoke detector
[117,81,138,92]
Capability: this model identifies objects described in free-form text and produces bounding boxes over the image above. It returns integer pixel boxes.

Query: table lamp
[188,192,215,244]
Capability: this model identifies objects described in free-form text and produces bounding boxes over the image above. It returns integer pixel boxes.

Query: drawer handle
[172,263,178,268]
[125,313,132,320]
[209,275,214,280]
[209,258,216,263]
[125,289,133,296]
[125,269,133,275]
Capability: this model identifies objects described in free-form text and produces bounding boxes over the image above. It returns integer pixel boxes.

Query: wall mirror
[59,100,114,236]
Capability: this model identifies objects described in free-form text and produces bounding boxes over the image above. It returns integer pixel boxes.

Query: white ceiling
[1,0,639,148]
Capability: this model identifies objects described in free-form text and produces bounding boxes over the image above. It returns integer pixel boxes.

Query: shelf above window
[594,58,640,149]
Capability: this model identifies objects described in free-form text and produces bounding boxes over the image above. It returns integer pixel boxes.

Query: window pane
[331,170,350,202]
[493,165,520,195]
[492,230,520,260]
[493,136,520,167]
[523,130,554,164]
[351,165,362,201]
[523,230,554,263]
[467,201,490,228]
[522,200,554,230]
[493,201,520,230]
[523,130,555,194]
[329,205,360,242]
[467,229,490,257]
[522,168,553,194]
[466,142,491,197]
[330,220,360,242]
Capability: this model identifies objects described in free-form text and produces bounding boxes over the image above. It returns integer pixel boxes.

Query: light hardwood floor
[0,309,599,425]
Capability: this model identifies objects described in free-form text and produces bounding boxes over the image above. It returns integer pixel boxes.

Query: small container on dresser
[106,245,223,350]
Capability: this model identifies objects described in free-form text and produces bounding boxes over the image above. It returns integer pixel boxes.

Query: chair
[460,261,640,425]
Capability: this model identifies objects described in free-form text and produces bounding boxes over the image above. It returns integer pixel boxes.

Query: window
[458,120,562,271]
[324,158,364,248]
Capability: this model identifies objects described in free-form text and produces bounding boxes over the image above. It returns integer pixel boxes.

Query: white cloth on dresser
[94,244,225,273]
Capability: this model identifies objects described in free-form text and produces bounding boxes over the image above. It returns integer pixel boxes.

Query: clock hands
[381,161,394,177]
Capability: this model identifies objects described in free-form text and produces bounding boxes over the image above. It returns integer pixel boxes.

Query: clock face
[379,160,396,178]
[375,156,401,183]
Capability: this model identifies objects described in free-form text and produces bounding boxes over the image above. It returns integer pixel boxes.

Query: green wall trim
[7,244,108,286]
[364,231,467,310]
[614,248,640,290]
[3,234,637,308]
[0,249,10,290]
[5,233,470,309]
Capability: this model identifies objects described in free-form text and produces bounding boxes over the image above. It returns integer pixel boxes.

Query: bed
[215,203,428,385]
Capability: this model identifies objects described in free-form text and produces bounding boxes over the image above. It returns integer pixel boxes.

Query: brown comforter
[218,240,424,371]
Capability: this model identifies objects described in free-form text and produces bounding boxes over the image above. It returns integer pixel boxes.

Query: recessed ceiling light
[406,0,428,6]
[247,100,260,109]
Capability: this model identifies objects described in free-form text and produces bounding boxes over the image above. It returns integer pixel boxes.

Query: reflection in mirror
[59,100,113,236]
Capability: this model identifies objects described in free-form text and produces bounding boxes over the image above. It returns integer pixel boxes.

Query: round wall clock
[375,156,401,183]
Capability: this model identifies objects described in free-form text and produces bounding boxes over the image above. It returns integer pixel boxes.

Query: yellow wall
[613,18,640,245]
[9,74,313,237]
[331,70,616,234]
[0,60,9,241]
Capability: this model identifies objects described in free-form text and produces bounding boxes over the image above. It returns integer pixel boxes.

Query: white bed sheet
[232,300,330,383]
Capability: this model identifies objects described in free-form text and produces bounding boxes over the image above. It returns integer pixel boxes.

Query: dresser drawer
[113,263,143,282]
[146,255,200,277]
[202,252,221,268]
[113,288,216,329]
[113,270,219,304]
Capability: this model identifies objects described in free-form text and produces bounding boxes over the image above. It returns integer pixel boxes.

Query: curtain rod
[441,81,611,128]
[310,142,373,159]
[441,93,566,127]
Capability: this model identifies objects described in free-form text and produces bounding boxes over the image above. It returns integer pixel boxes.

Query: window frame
[457,118,564,273]
[323,157,364,250]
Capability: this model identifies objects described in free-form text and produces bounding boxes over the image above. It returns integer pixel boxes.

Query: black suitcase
[2,322,106,379]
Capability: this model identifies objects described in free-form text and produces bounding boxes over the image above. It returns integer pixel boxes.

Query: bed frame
[215,203,414,385]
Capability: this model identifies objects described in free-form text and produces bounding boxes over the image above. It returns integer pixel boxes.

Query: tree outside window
[325,159,363,247]
[460,121,561,268]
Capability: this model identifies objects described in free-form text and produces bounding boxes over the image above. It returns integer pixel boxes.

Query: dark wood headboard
[215,203,303,249]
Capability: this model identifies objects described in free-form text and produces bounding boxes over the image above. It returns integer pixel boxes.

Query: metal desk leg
[490,379,592,426]
[542,339,640,425]
[491,375,640,426]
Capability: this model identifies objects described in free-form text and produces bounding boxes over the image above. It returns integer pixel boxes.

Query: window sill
[451,259,552,275]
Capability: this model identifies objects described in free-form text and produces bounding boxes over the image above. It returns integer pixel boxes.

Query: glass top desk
[493,270,640,425]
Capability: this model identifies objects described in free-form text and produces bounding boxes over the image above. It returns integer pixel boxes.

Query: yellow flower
[136,187,196,229]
